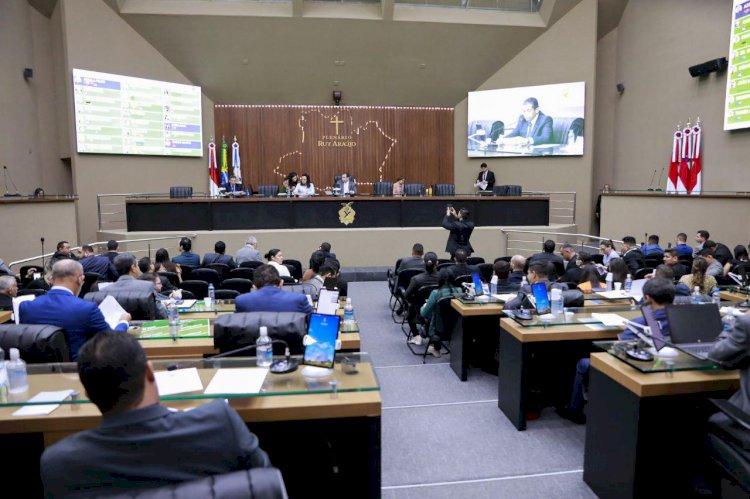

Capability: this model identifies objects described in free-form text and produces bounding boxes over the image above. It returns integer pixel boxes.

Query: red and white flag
[678,126,691,195]
[208,140,221,197]
[666,130,682,193]
[688,124,702,195]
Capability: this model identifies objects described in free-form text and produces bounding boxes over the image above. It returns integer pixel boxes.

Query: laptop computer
[664,303,723,359]
[641,305,666,352]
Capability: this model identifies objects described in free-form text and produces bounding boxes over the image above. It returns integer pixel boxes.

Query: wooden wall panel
[214,105,454,194]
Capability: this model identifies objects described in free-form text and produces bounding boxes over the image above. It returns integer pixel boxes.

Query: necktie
[526,121,533,139]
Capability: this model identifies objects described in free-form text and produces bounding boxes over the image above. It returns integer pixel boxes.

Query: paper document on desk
[591,313,629,327]
[628,279,647,301]
[204,368,268,395]
[596,290,630,300]
[155,367,204,396]
[13,389,74,416]
[491,293,517,302]
[12,294,36,324]
[98,295,127,329]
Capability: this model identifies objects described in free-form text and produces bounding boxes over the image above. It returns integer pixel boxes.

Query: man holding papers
[19,260,130,360]
[41,332,271,497]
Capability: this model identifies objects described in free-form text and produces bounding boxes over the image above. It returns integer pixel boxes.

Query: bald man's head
[52,259,84,294]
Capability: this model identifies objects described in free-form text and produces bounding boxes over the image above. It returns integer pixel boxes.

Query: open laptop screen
[641,305,666,351]
[665,304,722,344]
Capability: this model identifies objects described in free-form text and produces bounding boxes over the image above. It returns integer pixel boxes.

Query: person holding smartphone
[442,206,475,259]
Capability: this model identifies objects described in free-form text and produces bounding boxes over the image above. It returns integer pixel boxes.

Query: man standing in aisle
[474,163,495,191]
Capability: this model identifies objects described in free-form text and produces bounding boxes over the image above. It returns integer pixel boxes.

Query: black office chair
[283,259,303,280]
[84,290,159,321]
[179,289,195,300]
[437,262,455,271]
[493,185,509,196]
[257,185,279,197]
[477,263,494,283]
[214,311,308,356]
[419,296,457,363]
[80,272,102,296]
[179,264,195,281]
[17,288,46,297]
[387,258,403,303]
[404,283,438,343]
[169,186,193,199]
[403,183,423,196]
[239,260,264,270]
[190,268,221,288]
[280,275,296,285]
[372,181,393,196]
[0,324,71,363]
[179,280,209,300]
[633,268,651,279]
[158,271,180,288]
[391,269,423,322]
[678,255,694,268]
[433,183,455,196]
[284,283,317,297]
[591,254,604,265]
[644,255,663,269]
[494,256,512,263]
[506,185,522,196]
[106,468,288,499]
[228,267,255,281]
[214,289,239,300]
[205,263,231,282]
[707,398,750,497]
[220,278,253,295]
[467,257,485,266]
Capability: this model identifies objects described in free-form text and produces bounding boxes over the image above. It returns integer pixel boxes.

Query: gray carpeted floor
[348,281,597,498]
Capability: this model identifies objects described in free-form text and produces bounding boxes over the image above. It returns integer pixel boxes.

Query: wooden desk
[0,311,11,324]
[720,290,750,304]
[497,314,635,430]
[0,359,382,497]
[583,353,739,498]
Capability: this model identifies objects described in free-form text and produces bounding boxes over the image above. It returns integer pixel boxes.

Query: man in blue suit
[499,97,554,146]
[19,260,130,360]
[236,264,313,314]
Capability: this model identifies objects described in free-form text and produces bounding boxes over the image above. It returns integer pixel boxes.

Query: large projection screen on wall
[467,81,585,158]
[73,68,203,157]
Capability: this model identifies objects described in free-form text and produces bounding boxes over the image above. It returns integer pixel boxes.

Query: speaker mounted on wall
[689,57,728,78]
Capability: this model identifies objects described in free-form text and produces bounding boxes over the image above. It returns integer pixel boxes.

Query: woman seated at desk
[393,177,405,196]
[282,172,298,194]
[293,173,315,197]
[265,248,291,277]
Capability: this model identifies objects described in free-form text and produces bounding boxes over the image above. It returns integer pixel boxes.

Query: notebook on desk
[664,304,723,360]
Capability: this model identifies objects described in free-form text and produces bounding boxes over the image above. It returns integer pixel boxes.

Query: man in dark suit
[222,175,248,196]
[79,245,118,281]
[335,172,356,196]
[662,249,688,280]
[202,241,236,268]
[621,236,646,273]
[475,163,495,191]
[499,97,554,146]
[0,275,17,310]
[507,255,527,285]
[560,243,579,272]
[705,240,733,266]
[19,260,130,360]
[709,314,750,417]
[108,254,167,319]
[504,262,568,310]
[396,243,426,274]
[442,206,475,258]
[528,240,564,270]
[172,237,201,268]
[236,264,313,314]
[439,248,476,283]
[53,240,79,261]
[40,331,271,497]
[104,240,119,263]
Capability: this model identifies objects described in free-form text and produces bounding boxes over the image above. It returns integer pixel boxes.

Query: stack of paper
[98,295,127,329]
[13,390,74,416]
[590,313,629,327]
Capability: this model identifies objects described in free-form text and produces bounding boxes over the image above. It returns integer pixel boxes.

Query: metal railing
[99,190,576,231]
[9,235,197,271]
[501,229,622,258]
[523,191,576,225]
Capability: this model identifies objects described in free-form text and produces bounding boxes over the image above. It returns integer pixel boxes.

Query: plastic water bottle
[0,348,8,402]
[256,327,273,368]
[168,301,180,340]
[693,286,702,304]
[624,274,632,293]
[712,288,721,305]
[344,297,354,323]
[7,348,28,394]
[208,283,215,306]
[567,130,576,147]
[605,272,613,291]
[550,288,564,316]
[521,276,528,288]
[490,275,498,295]
[723,307,737,332]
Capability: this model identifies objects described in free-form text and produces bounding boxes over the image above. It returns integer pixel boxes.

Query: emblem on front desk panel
[338,202,355,226]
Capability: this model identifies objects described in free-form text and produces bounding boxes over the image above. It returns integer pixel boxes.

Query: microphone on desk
[166,339,299,374]
[40,237,45,270]
[647,169,657,191]
[655,168,665,191]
